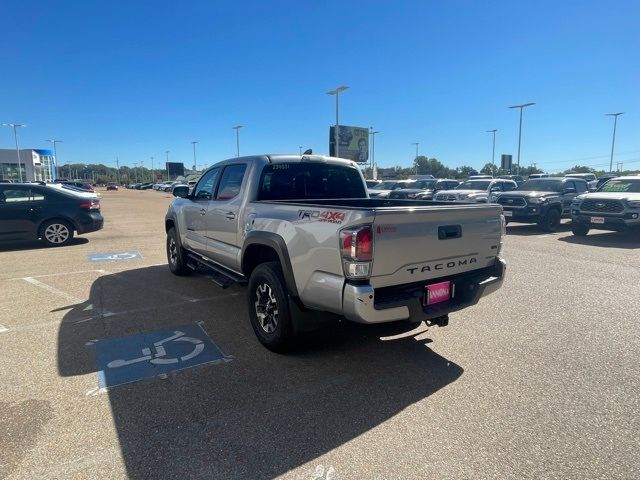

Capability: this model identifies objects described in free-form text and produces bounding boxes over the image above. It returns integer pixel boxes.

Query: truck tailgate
[370,204,503,288]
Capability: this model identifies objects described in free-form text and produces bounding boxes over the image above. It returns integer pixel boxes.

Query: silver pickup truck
[165,155,506,351]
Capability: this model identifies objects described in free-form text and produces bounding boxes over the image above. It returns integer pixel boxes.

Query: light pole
[369,128,380,178]
[411,142,419,174]
[2,123,26,182]
[141,160,145,183]
[165,150,170,180]
[46,139,62,181]
[191,141,198,170]
[133,163,139,183]
[327,85,349,158]
[115,157,120,184]
[486,129,497,171]
[298,145,304,155]
[605,112,623,173]
[508,102,535,175]
[232,126,242,157]
[150,156,155,182]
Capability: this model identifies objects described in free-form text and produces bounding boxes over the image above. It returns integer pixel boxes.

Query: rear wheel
[571,223,590,236]
[247,261,296,352]
[40,220,74,247]
[166,227,191,275]
[538,209,561,232]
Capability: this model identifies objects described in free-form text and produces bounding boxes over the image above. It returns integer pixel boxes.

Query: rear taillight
[339,225,374,279]
[79,200,100,210]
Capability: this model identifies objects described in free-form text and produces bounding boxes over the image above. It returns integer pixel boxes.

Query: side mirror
[564,187,576,194]
[173,185,190,198]
[490,186,501,192]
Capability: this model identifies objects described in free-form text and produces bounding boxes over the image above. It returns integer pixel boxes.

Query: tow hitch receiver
[427,315,449,327]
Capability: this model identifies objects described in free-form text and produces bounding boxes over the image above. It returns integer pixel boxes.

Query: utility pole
[47,139,63,181]
[327,86,349,158]
[508,102,535,175]
[165,150,170,180]
[2,123,26,182]
[486,129,497,171]
[299,145,303,155]
[116,157,120,184]
[150,156,155,182]
[232,126,242,157]
[411,142,419,174]
[605,112,624,173]
[133,162,139,183]
[191,141,198,171]
[141,160,145,183]
[369,128,380,178]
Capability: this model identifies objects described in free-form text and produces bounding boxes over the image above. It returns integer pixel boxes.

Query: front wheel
[166,227,191,275]
[538,209,561,232]
[247,261,296,352]
[571,223,590,236]
[40,220,74,247]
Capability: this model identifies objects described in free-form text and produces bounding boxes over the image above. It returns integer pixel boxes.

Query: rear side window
[502,182,517,191]
[216,164,247,200]
[575,180,588,193]
[258,163,366,200]
[0,187,40,203]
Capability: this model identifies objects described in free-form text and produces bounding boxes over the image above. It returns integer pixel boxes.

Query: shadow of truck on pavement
[57,266,463,478]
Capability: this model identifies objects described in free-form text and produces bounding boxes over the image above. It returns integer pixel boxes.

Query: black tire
[247,261,296,352]
[40,219,74,247]
[538,208,561,232]
[571,223,590,236]
[166,227,191,276]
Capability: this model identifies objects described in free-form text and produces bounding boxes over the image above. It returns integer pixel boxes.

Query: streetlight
[232,126,242,157]
[133,162,139,183]
[298,145,304,155]
[605,112,624,173]
[47,139,63,181]
[191,141,198,170]
[150,156,155,182]
[165,150,170,180]
[411,142,419,174]
[508,102,535,175]
[2,123,26,182]
[369,128,380,178]
[326,85,349,158]
[486,129,497,171]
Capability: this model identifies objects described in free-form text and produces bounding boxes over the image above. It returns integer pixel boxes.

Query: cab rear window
[258,163,366,200]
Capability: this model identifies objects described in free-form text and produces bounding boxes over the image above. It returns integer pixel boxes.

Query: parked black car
[0,183,104,246]
[495,177,589,231]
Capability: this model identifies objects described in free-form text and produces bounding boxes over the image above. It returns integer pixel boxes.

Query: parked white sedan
[434,179,517,203]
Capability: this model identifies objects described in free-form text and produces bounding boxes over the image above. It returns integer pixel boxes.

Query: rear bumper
[342,258,506,324]
[76,212,104,234]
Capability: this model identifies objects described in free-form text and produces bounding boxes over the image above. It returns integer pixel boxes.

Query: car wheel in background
[166,227,191,276]
[40,220,74,247]
[247,261,296,353]
[538,209,561,232]
[571,223,590,236]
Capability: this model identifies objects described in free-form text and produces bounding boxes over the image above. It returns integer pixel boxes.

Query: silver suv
[570,176,640,235]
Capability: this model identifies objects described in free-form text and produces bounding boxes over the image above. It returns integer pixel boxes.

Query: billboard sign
[166,162,185,177]
[329,125,369,163]
[501,154,513,173]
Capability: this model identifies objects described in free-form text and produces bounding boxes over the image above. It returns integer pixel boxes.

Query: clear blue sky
[1,0,639,172]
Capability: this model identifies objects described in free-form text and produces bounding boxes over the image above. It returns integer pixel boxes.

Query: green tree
[480,163,498,176]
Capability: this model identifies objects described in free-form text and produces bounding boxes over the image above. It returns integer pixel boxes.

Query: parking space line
[0,324,8,333]
[6,269,107,281]
[23,277,85,303]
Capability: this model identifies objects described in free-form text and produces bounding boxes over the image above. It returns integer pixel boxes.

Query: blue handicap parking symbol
[88,251,143,262]
[94,324,228,388]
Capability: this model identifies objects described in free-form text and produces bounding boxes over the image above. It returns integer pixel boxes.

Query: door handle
[225,212,236,220]
[199,208,206,216]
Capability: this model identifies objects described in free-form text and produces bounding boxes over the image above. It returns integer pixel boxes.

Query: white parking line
[6,269,107,281]
[23,277,84,303]
[0,325,8,333]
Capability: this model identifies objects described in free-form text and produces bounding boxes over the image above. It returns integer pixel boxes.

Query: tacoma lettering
[407,257,477,274]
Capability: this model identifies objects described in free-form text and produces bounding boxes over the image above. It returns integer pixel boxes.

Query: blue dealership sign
[93,324,229,388]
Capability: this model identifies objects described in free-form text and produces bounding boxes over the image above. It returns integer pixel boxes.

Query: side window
[491,182,502,191]
[216,164,247,201]
[575,181,588,193]
[565,180,576,192]
[193,168,220,201]
[31,189,45,201]
[0,188,32,204]
[503,182,516,191]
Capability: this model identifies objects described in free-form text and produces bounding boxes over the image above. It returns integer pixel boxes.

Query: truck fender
[241,231,299,298]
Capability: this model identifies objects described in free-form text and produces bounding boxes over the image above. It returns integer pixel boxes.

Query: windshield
[598,179,640,193]
[456,181,491,190]
[258,163,366,200]
[517,180,563,192]
[373,181,400,190]
[411,180,436,189]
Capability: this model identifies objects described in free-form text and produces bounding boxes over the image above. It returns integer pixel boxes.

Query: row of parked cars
[367,174,640,234]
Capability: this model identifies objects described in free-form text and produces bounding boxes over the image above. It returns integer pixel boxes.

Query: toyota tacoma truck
[494,177,589,232]
[165,154,506,351]
[570,176,640,235]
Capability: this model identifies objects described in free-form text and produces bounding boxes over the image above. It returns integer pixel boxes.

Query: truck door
[0,186,39,241]
[182,168,220,256]
[206,163,247,269]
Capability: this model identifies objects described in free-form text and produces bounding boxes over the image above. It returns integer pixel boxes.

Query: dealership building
[0,148,57,182]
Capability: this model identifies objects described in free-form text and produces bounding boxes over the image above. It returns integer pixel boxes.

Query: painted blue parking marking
[93,324,228,388]
[88,251,143,262]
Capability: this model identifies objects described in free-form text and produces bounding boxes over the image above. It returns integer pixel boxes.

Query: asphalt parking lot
[1,189,639,480]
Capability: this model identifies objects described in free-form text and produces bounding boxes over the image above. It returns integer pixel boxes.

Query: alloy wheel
[254,283,279,333]
[44,223,69,244]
